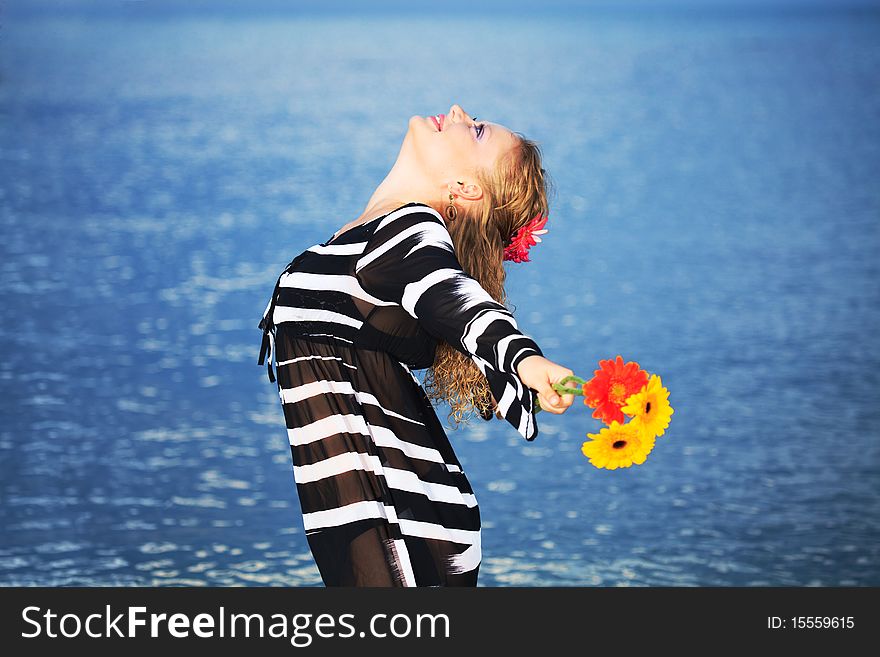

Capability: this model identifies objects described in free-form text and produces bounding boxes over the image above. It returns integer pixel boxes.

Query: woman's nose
[448,104,474,126]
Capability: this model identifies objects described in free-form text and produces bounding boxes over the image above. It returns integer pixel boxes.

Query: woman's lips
[429,114,446,131]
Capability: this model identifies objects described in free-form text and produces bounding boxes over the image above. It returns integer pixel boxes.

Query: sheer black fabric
[258,202,542,586]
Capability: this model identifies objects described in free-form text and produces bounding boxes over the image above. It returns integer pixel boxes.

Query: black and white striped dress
[257,202,543,587]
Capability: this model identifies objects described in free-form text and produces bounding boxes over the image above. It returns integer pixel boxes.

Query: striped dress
[257,202,543,587]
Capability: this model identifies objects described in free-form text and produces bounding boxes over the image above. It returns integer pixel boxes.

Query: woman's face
[405,104,519,183]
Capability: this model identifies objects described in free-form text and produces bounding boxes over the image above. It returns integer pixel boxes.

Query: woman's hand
[516,355,576,415]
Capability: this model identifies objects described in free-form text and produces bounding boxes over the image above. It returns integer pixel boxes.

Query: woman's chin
[409,114,438,133]
[400,116,429,152]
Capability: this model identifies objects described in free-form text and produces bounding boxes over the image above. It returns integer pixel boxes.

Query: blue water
[1,5,879,586]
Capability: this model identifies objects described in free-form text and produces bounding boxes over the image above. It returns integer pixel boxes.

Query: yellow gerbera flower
[621,374,674,439]
[581,420,655,470]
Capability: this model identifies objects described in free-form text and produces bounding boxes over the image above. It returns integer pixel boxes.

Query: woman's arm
[356,207,554,439]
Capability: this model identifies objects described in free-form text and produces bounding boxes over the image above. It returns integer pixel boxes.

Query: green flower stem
[534,375,587,413]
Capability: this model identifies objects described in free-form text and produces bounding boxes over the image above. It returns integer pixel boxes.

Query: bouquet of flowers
[537,355,674,470]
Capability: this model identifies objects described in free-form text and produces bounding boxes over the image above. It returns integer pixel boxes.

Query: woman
[258,104,575,587]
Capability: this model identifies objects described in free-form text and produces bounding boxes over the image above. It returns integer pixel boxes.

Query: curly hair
[423,133,552,426]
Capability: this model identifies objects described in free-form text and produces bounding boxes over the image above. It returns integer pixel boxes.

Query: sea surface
[1,3,878,586]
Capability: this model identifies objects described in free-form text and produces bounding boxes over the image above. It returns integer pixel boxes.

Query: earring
[445,192,458,222]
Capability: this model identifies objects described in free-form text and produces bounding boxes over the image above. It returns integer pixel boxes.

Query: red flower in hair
[503,213,549,263]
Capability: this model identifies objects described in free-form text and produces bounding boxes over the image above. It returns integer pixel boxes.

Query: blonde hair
[424,133,552,426]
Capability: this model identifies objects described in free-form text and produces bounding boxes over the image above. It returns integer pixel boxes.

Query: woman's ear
[448,179,483,202]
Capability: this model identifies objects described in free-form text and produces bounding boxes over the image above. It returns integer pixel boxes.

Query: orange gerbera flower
[581,355,649,425]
